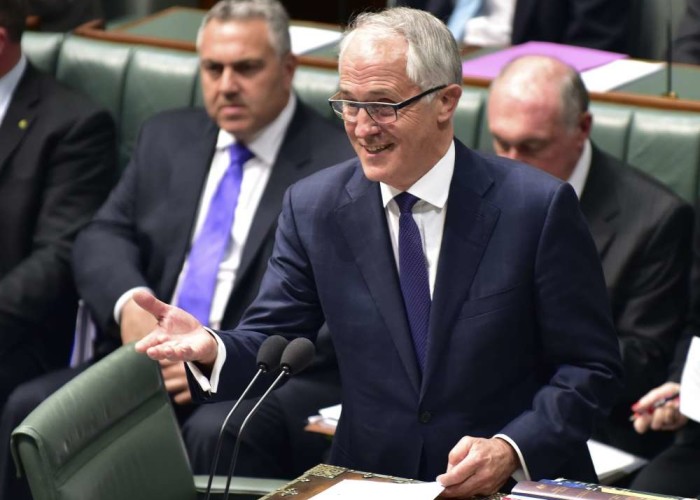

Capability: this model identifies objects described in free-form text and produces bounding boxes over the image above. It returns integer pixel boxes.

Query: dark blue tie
[394,192,431,371]
[177,142,253,325]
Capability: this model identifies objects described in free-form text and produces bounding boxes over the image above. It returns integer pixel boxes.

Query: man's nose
[353,108,380,137]
[220,67,240,93]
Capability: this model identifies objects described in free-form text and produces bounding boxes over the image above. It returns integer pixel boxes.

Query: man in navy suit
[135,6,622,496]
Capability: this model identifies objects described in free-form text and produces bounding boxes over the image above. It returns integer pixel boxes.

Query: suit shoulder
[603,154,690,211]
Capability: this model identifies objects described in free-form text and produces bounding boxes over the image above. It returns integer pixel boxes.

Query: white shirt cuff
[113,286,153,324]
[186,328,226,394]
[494,433,531,482]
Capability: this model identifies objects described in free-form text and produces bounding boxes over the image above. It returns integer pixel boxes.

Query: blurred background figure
[27,0,103,31]
[674,0,700,64]
[0,0,115,412]
[391,0,630,51]
[487,54,693,459]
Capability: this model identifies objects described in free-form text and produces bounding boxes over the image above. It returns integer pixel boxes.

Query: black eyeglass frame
[327,84,448,124]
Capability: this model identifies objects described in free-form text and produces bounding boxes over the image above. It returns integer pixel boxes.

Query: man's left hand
[437,436,518,498]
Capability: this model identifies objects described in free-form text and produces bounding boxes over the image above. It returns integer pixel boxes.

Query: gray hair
[339,7,462,91]
[196,0,291,56]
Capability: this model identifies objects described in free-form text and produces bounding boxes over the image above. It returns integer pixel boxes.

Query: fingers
[437,437,515,498]
[160,361,193,404]
[649,404,687,432]
[632,382,680,414]
[132,289,171,320]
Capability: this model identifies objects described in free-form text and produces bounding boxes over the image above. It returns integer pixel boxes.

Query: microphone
[203,334,289,500]
[221,337,316,500]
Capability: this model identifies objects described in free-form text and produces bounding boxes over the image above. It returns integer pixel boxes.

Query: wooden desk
[259,464,420,499]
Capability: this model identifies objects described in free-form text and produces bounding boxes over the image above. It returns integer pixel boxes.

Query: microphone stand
[221,369,290,500]
[203,369,267,500]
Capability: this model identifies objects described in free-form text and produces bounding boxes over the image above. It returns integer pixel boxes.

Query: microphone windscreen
[256,335,289,372]
[280,337,316,376]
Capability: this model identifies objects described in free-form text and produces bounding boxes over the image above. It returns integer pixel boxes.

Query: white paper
[310,479,443,500]
[586,439,647,484]
[581,59,664,92]
[680,336,700,423]
[290,25,341,55]
[319,403,342,421]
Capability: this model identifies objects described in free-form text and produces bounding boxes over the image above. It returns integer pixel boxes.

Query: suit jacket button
[419,411,432,424]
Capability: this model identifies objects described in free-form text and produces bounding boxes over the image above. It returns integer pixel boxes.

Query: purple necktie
[395,192,431,371]
[177,143,253,325]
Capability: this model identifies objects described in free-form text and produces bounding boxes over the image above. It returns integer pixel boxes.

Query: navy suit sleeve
[499,182,623,480]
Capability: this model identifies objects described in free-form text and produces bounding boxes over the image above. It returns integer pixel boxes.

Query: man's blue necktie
[446,0,483,42]
[395,192,431,371]
[177,143,253,325]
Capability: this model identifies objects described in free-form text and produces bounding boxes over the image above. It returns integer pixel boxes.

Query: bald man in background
[488,55,693,458]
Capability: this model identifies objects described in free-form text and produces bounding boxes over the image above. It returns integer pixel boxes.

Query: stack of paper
[461,41,664,92]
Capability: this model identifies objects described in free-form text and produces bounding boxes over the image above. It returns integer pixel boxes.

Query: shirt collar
[0,54,27,126]
[380,140,455,209]
[566,139,592,199]
[215,93,297,165]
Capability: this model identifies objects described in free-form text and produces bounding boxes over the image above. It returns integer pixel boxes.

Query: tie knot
[229,142,254,166]
[394,192,420,214]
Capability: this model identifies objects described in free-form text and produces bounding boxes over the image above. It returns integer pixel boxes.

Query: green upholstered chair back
[11,344,197,500]
[19,32,65,75]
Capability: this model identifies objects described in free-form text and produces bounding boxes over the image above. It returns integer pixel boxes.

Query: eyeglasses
[327,85,447,124]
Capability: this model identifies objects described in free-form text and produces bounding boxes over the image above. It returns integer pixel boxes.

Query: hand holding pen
[631,381,686,434]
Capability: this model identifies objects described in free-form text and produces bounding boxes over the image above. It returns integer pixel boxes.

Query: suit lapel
[336,165,422,394]
[234,104,312,289]
[0,65,38,174]
[422,143,500,398]
[160,116,219,297]
[579,147,619,258]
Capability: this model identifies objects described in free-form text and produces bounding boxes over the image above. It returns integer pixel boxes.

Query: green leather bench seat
[21,32,700,204]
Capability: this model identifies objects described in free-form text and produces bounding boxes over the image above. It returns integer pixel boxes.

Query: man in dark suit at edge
[0,0,352,498]
[135,6,622,496]
[487,54,693,458]
[0,0,115,414]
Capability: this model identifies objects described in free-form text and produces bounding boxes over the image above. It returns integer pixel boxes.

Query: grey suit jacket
[580,146,693,406]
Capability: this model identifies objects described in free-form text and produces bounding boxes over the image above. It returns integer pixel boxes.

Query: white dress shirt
[464,0,516,47]
[566,139,593,200]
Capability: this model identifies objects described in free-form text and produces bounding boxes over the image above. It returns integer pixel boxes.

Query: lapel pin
[18,119,28,130]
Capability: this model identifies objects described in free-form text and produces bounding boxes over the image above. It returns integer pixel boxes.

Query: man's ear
[437,83,463,123]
